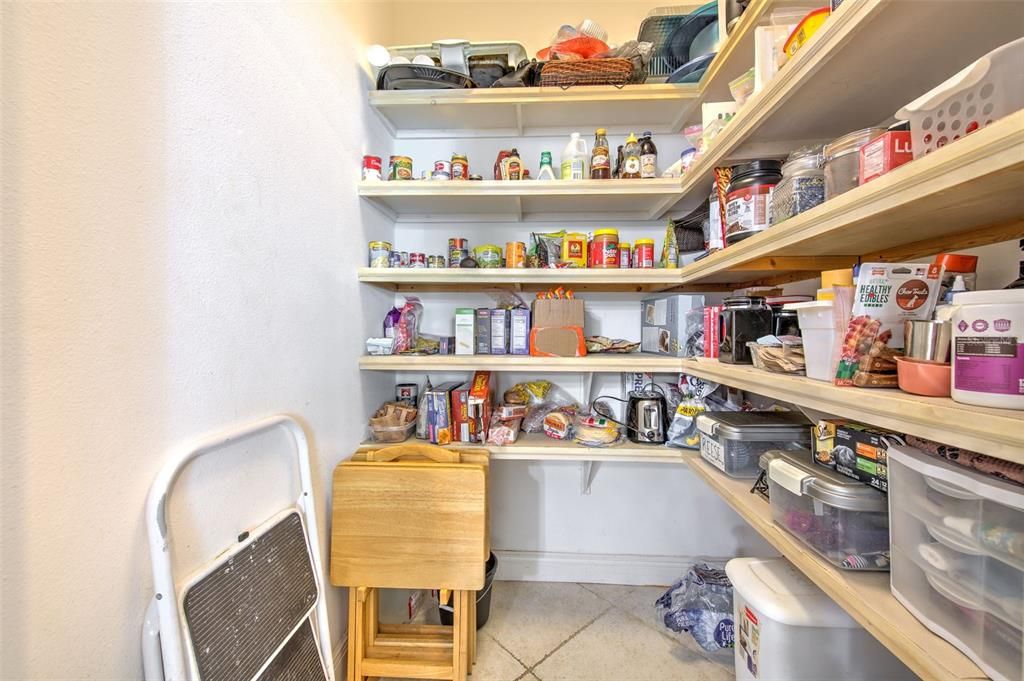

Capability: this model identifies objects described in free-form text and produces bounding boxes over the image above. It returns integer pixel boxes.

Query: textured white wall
[1,2,393,677]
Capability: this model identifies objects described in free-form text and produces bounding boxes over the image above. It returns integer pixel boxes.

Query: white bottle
[561,132,589,180]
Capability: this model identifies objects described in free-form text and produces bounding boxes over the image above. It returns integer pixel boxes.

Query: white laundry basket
[725,557,916,681]
[897,36,1024,158]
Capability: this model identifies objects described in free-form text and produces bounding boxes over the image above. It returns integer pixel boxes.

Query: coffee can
[396,383,418,406]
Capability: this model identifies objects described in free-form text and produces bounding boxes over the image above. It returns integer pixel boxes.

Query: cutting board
[330,459,486,591]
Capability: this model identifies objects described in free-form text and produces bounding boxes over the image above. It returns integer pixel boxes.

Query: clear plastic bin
[697,412,811,479]
[889,444,1023,681]
[369,421,415,443]
[761,449,890,570]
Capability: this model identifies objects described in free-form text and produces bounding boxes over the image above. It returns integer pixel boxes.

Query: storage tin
[368,241,392,268]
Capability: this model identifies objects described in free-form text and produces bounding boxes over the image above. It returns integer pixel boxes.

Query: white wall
[1,2,393,677]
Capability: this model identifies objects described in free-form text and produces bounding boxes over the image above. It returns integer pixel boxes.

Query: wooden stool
[331,445,488,681]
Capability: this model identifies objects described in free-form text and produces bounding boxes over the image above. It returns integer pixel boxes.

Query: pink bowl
[896,356,951,397]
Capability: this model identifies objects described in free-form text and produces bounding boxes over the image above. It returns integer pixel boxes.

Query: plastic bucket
[785,301,835,381]
[440,552,498,629]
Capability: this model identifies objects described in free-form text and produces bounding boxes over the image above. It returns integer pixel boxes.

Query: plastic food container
[589,229,619,268]
[727,557,916,681]
[771,149,824,224]
[823,127,886,199]
[897,37,1024,159]
[729,68,755,106]
[762,449,891,570]
[784,301,835,381]
[888,443,1023,681]
[951,289,1024,409]
[369,421,415,443]
[783,7,831,61]
[697,412,811,479]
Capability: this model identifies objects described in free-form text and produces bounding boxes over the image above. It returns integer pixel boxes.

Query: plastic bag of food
[529,231,565,268]
[522,384,579,433]
[655,562,734,654]
[392,297,423,354]
[504,380,553,405]
[487,412,522,445]
[541,409,575,440]
[666,375,718,449]
[383,306,401,338]
[574,413,622,447]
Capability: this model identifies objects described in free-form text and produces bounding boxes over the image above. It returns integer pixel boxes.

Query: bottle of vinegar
[591,128,610,179]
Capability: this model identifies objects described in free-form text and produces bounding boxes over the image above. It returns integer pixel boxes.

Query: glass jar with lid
[823,127,886,200]
[771,147,824,225]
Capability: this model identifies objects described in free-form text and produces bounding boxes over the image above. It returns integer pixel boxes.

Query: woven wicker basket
[539,57,646,88]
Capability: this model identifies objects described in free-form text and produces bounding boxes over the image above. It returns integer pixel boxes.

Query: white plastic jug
[561,132,589,180]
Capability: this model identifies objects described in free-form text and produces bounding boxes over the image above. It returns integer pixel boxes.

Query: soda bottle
[591,128,611,179]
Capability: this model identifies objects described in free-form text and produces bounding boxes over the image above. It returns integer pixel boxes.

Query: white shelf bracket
[582,371,595,409]
[580,460,600,495]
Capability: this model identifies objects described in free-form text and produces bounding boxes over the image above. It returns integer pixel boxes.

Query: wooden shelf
[685,457,988,681]
[359,352,682,373]
[681,114,1024,287]
[357,267,690,293]
[369,84,700,139]
[359,432,694,464]
[358,179,686,223]
[682,358,1024,464]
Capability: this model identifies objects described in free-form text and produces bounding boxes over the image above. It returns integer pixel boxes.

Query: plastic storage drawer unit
[888,444,1023,681]
[697,411,811,479]
[761,449,891,570]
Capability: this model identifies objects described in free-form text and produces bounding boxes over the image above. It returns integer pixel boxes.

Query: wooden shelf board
[682,358,1024,464]
[685,457,988,681]
[681,114,1024,285]
[369,84,700,139]
[359,432,695,463]
[358,178,686,223]
[357,267,691,293]
[358,352,682,373]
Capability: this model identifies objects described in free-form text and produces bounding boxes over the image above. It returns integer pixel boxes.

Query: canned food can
[505,241,526,268]
[396,383,418,406]
[634,239,655,269]
[448,238,468,267]
[451,154,469,180]
[410,252,426,268]
[437,254,447,268]
[362,155,383,181]
[400,251,410,267]
[449,249,466,267]
[389,251,403,267]
[368,240,392,268]
[473,244,503,268]
[428,255,443,268]
[434,160,451,175]
[388,155,413,180]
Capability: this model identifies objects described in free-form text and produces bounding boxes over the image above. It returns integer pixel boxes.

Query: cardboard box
[510,308,530,355]
[530,299,586,357]
[454,309,474,355]
[859,130,912,184]
[490,308,509,355]
[812,419,906,493]
[474,309,491,354]
[467,371,492,444]
[451,384,473,442]
[425,381,463,445]
[640,295,706,356]
[703,305,722,358]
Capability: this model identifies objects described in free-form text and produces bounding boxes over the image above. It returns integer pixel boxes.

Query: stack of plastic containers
[888,444,1022,681]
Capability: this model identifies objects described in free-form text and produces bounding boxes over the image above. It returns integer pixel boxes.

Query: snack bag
[835,264,942,386]
[392,297,423,354]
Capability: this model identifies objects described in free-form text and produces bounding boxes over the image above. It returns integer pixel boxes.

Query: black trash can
[440,552,497,630]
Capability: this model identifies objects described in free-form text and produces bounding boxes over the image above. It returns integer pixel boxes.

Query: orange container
[783,7,831,61]
[895,356,951,397]
[505,241,526,268]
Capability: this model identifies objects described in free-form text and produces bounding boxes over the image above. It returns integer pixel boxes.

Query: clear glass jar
[823,127,886,199]
[771,148,824,225]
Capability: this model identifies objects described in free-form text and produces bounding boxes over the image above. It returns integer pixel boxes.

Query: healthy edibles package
[835,263,942,387]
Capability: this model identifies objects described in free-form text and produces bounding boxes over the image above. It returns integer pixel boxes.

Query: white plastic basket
[896,36,1024,159]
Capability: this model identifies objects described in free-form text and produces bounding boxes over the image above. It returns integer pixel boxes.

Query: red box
[703,305,722,358]
[859,131,913,184]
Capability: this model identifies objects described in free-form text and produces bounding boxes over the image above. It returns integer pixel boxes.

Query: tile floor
[384,580,735,681]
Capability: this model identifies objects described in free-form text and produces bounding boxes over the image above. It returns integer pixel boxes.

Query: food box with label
[812,419,906,493]
[696,411,812,479]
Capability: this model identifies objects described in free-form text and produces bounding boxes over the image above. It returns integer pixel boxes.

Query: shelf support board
[580,461,599,495]
[864,218,1024,263]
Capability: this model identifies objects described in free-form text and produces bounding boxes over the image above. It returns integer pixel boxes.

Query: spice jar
[823,127,886,200]
[634,239,655,268]
[589,229,619,268]
[619,242,632,269]
[771,148,824,225]
[725,160,783,245]
[719,296,773,364]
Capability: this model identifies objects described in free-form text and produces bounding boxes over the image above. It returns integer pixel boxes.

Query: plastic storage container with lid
[888,443,1023,681]
[823,127,886,199]
[726,557,916,681]
[725,160,783,244]
[697,411,811,479]
[771,148,824,224]
[588,228,619,268]
[951,289,1024,409]
[761,449,891,570]
[784,300,835,381]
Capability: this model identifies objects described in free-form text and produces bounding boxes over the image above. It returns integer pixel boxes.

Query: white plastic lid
[783,300,833,311]
[952,289,1024,305]
[725,557,858,628]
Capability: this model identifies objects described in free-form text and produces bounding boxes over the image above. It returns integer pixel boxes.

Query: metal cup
[903,320,952,363]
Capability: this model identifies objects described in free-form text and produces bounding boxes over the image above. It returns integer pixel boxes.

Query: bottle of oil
[591,128,611,179]
[621,133,641,179]
[613,145,624,178]
[640,131,658,178]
